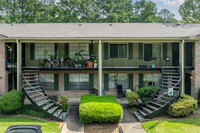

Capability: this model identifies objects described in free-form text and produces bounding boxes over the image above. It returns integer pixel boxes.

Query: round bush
[168,94,197,117]
[137,86,158,102]
[126,91,139,107]
[79,94,123,123]
[0,90,25,113]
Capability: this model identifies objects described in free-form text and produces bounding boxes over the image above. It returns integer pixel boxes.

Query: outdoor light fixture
[90,40,94,44]
[190,76,194,79]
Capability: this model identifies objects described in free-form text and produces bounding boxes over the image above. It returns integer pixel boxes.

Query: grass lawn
[0,116,62,133]
[143,115,200,133]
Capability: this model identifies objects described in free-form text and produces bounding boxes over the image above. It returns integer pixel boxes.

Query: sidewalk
[120,105,146,133]
[61,105,84,133]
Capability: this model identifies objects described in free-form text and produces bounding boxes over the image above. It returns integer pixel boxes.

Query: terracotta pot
[88,62,93,68]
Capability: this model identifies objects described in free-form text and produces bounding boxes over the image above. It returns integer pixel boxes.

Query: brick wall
[0,41,8,96]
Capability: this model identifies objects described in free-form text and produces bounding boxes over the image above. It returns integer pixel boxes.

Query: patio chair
[117,85,126,98]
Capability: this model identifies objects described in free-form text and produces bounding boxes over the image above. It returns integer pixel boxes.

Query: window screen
[69,43,89,59]
[110,44,127,58]
[40,74,54,90]
[108,74,128,90]
[34,43,54,60]
[69,74,89,90]
[152,44,161,58]
[143,74,160,88]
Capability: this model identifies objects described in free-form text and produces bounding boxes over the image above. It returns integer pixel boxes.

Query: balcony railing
[103,57,173,68]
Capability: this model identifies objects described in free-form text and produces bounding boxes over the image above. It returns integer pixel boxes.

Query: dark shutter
[104,74,109,91]
[129,74,133,90]
[54,74,59,91]
[65,43,69,56]
[89,43,94,56]
[163,43,167,59]
[89,74,94,89]
[104,43,108,60]
[139,74,143,89]
[110,44,118,58]
[30,43,35,60]
[138,43,143,60]
[186,42,193,66]
[55,43,58,56]
[144,44,152,61]
[128,43,133,60]
[64,74,69,91]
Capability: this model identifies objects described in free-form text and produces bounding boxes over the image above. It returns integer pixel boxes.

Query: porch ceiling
[0,23,200,39]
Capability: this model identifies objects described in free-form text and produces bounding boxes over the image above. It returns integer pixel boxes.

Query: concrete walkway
[120,105,146,133]
[61,106,84,133]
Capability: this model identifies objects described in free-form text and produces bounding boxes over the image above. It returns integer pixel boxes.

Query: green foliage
[137,86,158,102]
[198,88,200,103]
[16,104,47,118]
[168,94,197,117]
[126,91,139,107]
[157,9,178,23]
[179,0,200,23]
[0,90,25,113]
[79,94,123,123]
[58,96,69,112]
[0,0,179,24]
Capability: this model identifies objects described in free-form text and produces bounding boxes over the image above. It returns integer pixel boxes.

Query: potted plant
[87,55,94,68]
[74,50,87,68]
[93,59,98,68]
[43,50,48,63]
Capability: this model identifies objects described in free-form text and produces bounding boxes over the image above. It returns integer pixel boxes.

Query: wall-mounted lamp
[190,76,194,79]
[89,40,94,44]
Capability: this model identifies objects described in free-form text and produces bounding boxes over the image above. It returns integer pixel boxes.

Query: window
[40,74,54,90]
[108,74,128,90]
[69,43,89,59]
[34,43,55,60]
[144,44,152,61]
[152,44,161,58]
[69,74,89,90]
[110,44,127,58]
[143,74,160,88]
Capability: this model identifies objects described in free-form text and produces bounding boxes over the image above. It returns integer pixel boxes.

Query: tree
[158,9,178,23]
[132,0,157,23]
[179,0,200,23]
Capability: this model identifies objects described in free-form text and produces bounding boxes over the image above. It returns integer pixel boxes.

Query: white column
[17,40,22,90]
[98,39,102,96]
[180,40,185,94]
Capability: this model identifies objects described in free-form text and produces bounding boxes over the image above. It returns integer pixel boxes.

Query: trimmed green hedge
[79,94,123,123]
[0,90,25,113]
[137,86,158,102]
[168,94,197,117]
[126,91,139,107]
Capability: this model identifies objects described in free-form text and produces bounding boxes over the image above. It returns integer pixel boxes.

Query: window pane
[152,44,161,58]
[110,44,118,58]
[109,74,118,89]
[69,43,89,59]
[40,74,54,90]
[144,44,152,61]
[118,74,128,90]
[143,74,160,88]
[109,74,128,90]
[35,43,54,60]
[69,74,89,90]
[119,44,127,58]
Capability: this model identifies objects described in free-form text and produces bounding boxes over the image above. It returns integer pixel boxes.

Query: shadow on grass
[147,120,164,129]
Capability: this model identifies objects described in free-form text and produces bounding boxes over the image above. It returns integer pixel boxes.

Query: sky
[149,0,184,20]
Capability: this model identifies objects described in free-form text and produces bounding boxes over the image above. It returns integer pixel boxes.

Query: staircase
[134,68,182,121]
[22,69,67,121]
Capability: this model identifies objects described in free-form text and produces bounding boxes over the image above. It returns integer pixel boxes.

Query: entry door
[172,43,179,66]
[8,74,13,92]
[185,73,191,95]
[22,43,26,67]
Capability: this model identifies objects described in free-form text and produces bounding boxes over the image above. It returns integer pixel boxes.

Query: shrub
[137,86,158,102]
[0,90,25,113]
[198,88,200,103]
[79,94,123,123]
[126,91,139,107]
[168,94,197,117]
[58,96,69,112]
[16,104,47,118]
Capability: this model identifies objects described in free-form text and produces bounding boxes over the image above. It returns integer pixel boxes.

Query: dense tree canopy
[0,0,180,24]
[179,0,200,23]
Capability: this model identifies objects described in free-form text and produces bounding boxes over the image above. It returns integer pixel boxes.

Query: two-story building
[0,23,199,99]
